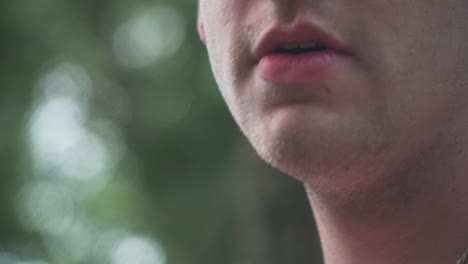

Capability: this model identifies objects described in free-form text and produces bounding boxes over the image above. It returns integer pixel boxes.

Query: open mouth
[253,22,349,83]
[255,38,339,84]
[275,41,328,54]
[254,22,349,61]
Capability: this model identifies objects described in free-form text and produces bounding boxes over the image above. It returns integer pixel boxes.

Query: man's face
[198,1,468,186]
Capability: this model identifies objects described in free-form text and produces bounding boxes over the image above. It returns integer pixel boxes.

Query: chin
[256,135,348,182]
[249,114,439,217]
[245,109,391,185]
[250,123,354,181]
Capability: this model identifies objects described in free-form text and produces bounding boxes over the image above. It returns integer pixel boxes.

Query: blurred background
[0,0,322,263]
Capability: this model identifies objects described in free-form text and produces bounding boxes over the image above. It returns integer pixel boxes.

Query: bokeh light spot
[42,221,93,263]
[111,236,166,264]
[112,4,186,69]
[28,61,120,187]
[16,261,49,264]
[0,253,18,264]
[17,181,77,236]
[38,62,92,106]
[29,95,85,160]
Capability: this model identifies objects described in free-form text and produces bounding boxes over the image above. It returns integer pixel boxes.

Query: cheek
[200,4,234,80]
[349,1,468,127]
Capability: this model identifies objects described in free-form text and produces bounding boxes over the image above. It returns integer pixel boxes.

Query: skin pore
[198,0,468,263]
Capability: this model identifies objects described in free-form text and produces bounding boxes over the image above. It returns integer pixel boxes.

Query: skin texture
[198,0,468,263]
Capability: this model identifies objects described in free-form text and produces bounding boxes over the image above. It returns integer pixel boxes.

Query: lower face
[199,0,468,193]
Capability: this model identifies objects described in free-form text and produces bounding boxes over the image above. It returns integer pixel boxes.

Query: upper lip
[254,22,350,61]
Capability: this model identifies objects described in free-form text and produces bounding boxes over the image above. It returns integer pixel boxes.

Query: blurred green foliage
[0,0,321,264]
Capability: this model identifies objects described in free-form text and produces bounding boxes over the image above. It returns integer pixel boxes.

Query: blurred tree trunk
[235,139,323,264]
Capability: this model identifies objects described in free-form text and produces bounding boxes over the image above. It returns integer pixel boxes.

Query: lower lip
[256,51,339,84]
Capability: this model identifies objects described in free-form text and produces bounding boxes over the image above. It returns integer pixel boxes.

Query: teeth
[281,43,299,50]
[299,42,321,49]
[280,41,324,51]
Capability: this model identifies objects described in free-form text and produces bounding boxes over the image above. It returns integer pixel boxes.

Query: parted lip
[254,21,351,62]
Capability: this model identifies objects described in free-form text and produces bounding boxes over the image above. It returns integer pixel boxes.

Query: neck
[305,161,468,264]
[303,111,468,264]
